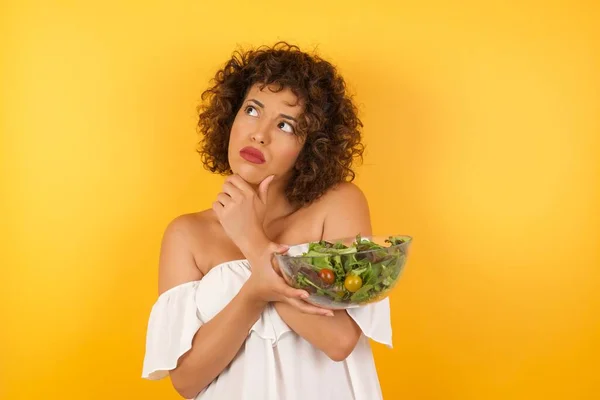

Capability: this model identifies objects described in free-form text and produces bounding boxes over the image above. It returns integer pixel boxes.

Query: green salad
[289,235,409,304]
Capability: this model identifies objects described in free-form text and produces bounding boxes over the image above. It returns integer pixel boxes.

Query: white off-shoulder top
[141,257,393,400]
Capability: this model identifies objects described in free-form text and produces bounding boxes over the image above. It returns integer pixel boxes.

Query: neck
[260,178,298,225]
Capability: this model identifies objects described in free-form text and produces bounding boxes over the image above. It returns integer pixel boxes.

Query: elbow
[325,333,360,362]
[327,349,352,363]
[174,384,203,400]
[172,382,197,400]
[171,374,205,399]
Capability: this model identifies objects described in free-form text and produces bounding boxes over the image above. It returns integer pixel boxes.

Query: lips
[239,146,265,164]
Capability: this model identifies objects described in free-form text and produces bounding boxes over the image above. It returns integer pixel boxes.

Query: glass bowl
[274,235,412,310]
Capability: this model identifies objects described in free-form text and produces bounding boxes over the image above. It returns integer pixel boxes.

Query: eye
[245,106,259,117]
[278,121,295,133]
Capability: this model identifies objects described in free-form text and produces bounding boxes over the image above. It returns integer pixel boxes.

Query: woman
[142,42,392,400]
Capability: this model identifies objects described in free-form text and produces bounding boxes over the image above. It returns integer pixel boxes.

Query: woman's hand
[244,242,334,317]
[212,174,332,316]
[212,174,272,256]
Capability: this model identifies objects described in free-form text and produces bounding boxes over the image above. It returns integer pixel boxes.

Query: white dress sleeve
[142,280,203,380]
[346,297,393,348]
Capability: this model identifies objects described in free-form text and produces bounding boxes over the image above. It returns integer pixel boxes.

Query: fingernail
[326,312,334,317]
[301,292,309,299]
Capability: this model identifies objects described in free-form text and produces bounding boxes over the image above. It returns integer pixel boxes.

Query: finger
[270,242,289,254]
[226,174,255,196]
[212,201,223,218]
[277,281,310,300]
[258,175,274,204]
[285,297,335,317]
[222,181,243,200]
[216,192,232,207]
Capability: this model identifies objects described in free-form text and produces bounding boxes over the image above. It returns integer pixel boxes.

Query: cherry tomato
[318,269,335,285]
[344,275,363,292]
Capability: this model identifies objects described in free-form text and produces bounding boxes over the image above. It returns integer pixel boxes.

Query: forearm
[273,302,361,361]
[170,283,266,399]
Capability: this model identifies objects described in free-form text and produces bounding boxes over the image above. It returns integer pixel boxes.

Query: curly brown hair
[196,42,364,206]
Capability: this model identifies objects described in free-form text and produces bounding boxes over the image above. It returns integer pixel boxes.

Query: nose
[252,135,265,145]
[251,121,270,145]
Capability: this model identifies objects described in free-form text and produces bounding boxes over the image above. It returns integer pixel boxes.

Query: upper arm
[320,183,380,353]
[273,184,371,359]
[157,215,204,295]
[322,183,372,241]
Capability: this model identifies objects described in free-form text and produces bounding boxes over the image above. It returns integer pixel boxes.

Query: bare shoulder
[312,182,370,214]
[161,211,217,252]
[310,182,372,240]
[323,182,368,203]
[157,210,220,295]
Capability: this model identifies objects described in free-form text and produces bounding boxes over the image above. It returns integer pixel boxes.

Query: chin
[230,163,267,185]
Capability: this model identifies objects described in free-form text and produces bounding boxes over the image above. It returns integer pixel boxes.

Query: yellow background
[2,1,599,399]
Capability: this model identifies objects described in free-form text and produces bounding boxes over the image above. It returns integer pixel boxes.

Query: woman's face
[228,83,305,186]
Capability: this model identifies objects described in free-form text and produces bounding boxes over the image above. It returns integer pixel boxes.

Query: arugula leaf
[296,272,338,298]
[351,284,374,302]
[303,252,333,271]
[295,234,408,304]
[385,236,409,246]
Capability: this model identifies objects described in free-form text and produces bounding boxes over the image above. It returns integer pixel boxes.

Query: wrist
[238,228,272,261]
[240,277,270,308]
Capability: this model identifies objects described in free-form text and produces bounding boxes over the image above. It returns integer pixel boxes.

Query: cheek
[278,141,303,164]
[230,111,250,136]
[229,120,242,141]
[228,119,247,152]
[282,147,301,160]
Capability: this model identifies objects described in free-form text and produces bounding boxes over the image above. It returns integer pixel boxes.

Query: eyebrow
[248,98,298,123]
[248,99,265,108]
